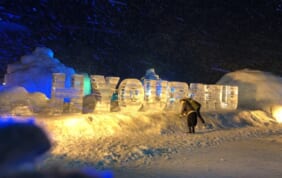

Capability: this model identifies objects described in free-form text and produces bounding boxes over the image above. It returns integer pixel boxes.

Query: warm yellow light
[272,105,282,123]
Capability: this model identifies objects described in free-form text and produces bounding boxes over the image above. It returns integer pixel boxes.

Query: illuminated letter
[220,85,238,110]
[91,75,120,112]
[118,78,144,112]
[166,81,189,112]
[51,73,66,114]
[70,74,84,113]
[143,79,168,111]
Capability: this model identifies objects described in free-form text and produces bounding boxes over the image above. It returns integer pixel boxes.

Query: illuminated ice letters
[51,73,239,114]
[143,79,168,111]
[91,75,120,112]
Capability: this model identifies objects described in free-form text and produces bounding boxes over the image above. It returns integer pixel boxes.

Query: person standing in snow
[180,96,205,133]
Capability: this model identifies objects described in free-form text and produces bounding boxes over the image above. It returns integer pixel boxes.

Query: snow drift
[0,86,49,114]
[217,69,282,112]
[30,110,281,170]
[3,47,75,98]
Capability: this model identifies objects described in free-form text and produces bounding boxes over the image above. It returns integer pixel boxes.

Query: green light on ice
[83,74,91,96]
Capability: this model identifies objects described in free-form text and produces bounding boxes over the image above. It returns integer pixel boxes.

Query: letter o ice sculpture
[118,79,144,112]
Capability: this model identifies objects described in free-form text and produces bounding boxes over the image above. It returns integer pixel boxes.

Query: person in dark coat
[180,97,205,133]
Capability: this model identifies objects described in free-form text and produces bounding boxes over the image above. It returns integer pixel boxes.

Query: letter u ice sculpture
[166,81,189,113]
[143,79,168,111]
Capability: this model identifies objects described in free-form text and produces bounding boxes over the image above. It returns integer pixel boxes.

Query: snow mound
[4,47,75,98]
[38,110,279,141]
[0,86,49,114]
[217,69,282,111]
[34,110,281,169]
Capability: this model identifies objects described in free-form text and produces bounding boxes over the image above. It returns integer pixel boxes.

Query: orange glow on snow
[272,105,282,123]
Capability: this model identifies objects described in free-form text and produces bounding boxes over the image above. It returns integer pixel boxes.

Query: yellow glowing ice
[272,105,282,123]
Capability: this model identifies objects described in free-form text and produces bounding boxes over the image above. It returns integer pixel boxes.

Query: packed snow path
[34,110,282,177]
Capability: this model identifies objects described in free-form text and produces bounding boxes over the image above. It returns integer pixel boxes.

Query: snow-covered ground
[29,110,280,178]
[113,134,282,178]
[1,109,281,178]
[1,63,282,177]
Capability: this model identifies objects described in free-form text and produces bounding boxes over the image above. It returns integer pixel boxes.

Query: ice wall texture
[4,47,75,98]
[217,69,282,111]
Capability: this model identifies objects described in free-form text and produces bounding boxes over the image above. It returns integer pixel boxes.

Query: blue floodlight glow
[0,117,35,128]
[82,168,113,178]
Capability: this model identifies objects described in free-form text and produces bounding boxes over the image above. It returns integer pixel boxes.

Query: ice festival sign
[51,69,238,114]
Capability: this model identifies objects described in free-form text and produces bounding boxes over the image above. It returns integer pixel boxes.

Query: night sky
[0,0,282,83]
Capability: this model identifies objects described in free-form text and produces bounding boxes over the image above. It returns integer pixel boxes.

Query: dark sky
[0,0,282,83]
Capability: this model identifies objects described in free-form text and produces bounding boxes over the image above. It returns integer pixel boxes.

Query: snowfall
[0,48,282,178]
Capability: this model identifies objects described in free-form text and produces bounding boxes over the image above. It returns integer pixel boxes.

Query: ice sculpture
[203,85,222,111]
[189,83,205,103]
[228,85,239,110]
[51,73,66,113]
[156,80,169,107]
[118,79,144,112]
[106,77,121,112]
[143,79,168,111]
[4,47,75,98]
[141,68,168,111]
[70,74,84,113]
[220,85,238,110]
[190,83,238,111]
[91,75,120,112]
[51,73,85,113]
[83,73,91,96]
[106,76,120,92]
[166,81,189,112]
[141,68,160,80]
[48,72,238,114]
